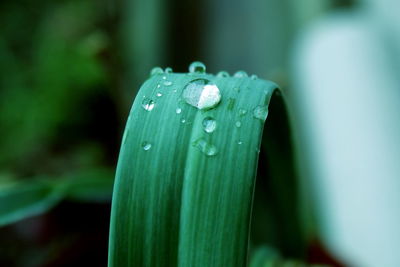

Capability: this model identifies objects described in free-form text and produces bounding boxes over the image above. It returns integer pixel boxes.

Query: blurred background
[1,0,400,266]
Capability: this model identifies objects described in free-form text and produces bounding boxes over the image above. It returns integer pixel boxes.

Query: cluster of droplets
[143,61,269,154]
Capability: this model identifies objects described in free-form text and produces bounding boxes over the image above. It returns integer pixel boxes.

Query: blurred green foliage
[0,0,119,264]
[0,0,112,172]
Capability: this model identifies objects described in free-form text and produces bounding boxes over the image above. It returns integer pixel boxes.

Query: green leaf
[0,179,63,227]
[63,168,114,203]
[108,67,303,266]
[0,168,114,226]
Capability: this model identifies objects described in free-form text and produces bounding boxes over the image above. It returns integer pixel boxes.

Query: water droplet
[156,92,162,97]
[181,118,186,124]
[164,80,173,86]
[216,71,229,77]
[182,79,221,110]
[176,107,182,114]
[173,89,177,93]
[142,98,155,111]
[238,141,243,145]
[150,67,164,76]
[189,61,206,74]
[234,71,248,78]
[157,84,161,89]
[250,74,258,80]
[253,105,269,121]
[239,109,247,116]
[165,67,173,73]
[202,117,217,133]
[192,138,218,156]
[141,141,152,151]
[235,121,242,128]
[162,76,167,80]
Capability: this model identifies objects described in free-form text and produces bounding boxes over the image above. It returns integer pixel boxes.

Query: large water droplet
[202,117,217,133]
[216,71,229,77]
[182,79,221,110]
[234,71,248,78]
[253,105,269,121]
[141,141,152,151]
[150,67,164,76]
[165,67,173,73]
[142,98,155,111]
[192,138,218,156]
[189,61,206,74]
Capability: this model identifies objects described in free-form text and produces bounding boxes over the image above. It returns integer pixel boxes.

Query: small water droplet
[141,141,152,151]
[156,92,162,97]
[162,76,167,80]
[202,117,217,133]
[250,74,258,80]
[253,105,269,121]
[182,79,221,110]
[235,121,242,128]
[150,67,164,76]
[181,118,186,124]
[142,98,155,111]
[234,71,248,78]
[176,107,182,114]
[238,141,243,145]
[157,84,161,89]
[239,109,247,116]
[189,61,206,74]
[173,89,177,93]
[216,71,229,77]
[165,67,173,73]
[164,80,173,86]
[192,138,218,156]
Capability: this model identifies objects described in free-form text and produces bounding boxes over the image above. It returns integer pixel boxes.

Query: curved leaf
[108,68,302,266]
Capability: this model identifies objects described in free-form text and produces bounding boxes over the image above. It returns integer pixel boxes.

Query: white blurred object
[291,4,400,267]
